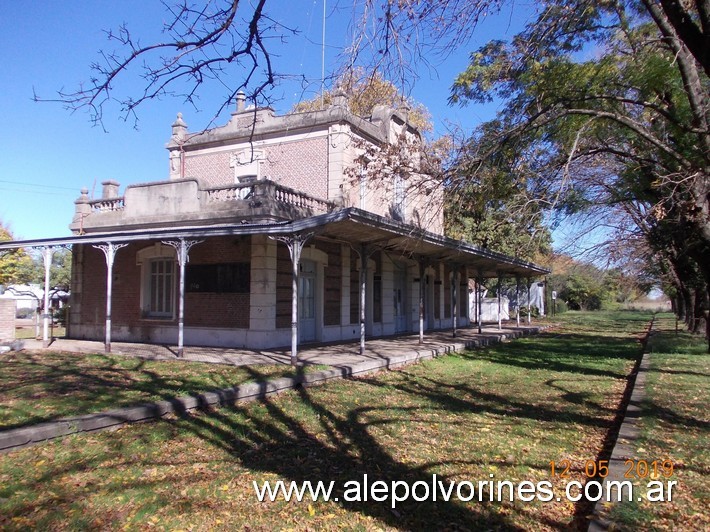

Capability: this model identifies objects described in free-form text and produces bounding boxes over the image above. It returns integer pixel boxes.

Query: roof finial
[332,89,348,109]
[171,113,187,140]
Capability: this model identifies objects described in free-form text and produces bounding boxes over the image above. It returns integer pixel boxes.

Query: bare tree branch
[35,0,296,129]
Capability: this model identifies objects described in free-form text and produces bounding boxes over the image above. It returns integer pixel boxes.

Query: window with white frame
[229,149,265,182]
[137,244,176,319]
[147,259,175,317]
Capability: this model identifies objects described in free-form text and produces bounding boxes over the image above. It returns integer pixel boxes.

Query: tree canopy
[0,224,35,286]
[448,0,709,329]
[443,157,552,262]
[0,223,72,289]
[292,69,432,133]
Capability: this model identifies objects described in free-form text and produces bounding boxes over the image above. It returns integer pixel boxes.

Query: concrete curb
[588,317,655,531]
[0,327,541,453]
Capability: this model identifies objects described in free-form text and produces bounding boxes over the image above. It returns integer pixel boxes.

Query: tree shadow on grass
[0,321,648,530]
[0,352,295,430]
[466,332,640,379]
[640,397,710,432]
[0,360,591,531]
[646,366,710,378]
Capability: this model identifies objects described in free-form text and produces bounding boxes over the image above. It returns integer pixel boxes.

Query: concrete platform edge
[587,318,655,531]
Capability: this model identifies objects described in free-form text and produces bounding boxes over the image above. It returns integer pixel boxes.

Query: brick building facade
[0,94,548,355]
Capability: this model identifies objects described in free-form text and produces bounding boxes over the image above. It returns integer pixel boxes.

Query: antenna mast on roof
[321,0,326,109]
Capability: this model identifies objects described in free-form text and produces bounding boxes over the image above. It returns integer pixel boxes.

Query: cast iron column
[163,239,203,357]
[497,273,502,331]
[274,233,313,366]
[527,277,532,324]
[477,270,483,334]
[419,259,426,345]
[357,245,374,356]
[41,246,53,348]
[452,265,458,338]
[94,242,128,353]
[516,276,521,327]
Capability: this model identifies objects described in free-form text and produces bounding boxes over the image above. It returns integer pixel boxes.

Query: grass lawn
[15,325,66,340]
[0,352,313,430]
[0,311,657,530]
[607,315,709,530]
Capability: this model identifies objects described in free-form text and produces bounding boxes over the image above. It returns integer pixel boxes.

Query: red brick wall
[459,266,468,318]
[264,138,328,199]
[184,293,249,328]
[373,252,382,323]
[275,243,292,329]
[184,236,251,328]
[350,248,359,324]
[184,150,232,188]
[276,239,344,329]
[77,243,143,327]
[434,266,441,320]
[184,136,329,199]
[77,237,252,331]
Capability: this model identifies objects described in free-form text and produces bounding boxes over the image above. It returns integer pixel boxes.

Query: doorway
[299,260,316,342]
[393,268,407,333]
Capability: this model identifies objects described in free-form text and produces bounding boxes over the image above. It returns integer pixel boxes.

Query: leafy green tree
[0,223,35,285]
[547,255,651,311]
[49,249,72,290]
[21,249,72,289]
[444,128,552,261]
[11,255,43,285]
[449,0,709,328]
[0,228,72,290]
[559,273,604,311]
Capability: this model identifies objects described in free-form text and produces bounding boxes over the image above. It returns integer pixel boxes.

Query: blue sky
[0,1,533,241]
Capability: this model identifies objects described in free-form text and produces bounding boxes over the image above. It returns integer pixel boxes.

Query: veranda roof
[0,207,549,278]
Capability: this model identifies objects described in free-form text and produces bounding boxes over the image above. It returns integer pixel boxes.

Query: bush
[553,300,568,314]
[519,305,540,318]
[53,307,68,327]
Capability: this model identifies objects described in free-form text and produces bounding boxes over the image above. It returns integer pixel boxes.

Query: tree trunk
[692,288,702,333]
[684,288,695,331]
